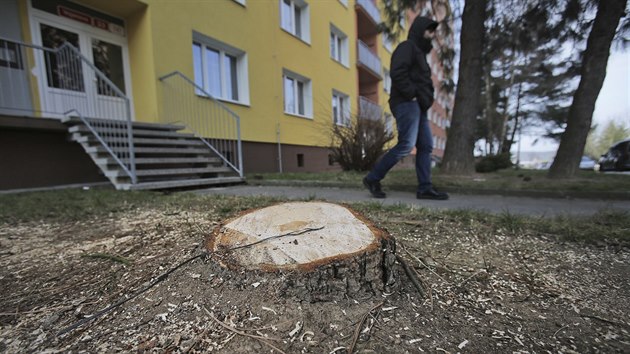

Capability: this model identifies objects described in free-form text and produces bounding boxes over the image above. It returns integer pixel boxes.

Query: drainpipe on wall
[276,123,283,173]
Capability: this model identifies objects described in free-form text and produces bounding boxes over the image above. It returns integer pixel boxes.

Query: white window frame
[332,90,350,126]
[383,68,391,94]
[330,24,349,67]
[192,32,250,105]
[280,0,310,43]
[283,69,312,118]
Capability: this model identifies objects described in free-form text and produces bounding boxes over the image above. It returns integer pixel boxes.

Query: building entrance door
[31,10,132,121]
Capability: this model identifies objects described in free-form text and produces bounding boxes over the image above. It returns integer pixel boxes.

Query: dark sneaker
[363,177,386,198]
[417,188,449,200]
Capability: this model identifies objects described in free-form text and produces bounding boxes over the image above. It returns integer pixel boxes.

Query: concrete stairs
[65,118,244,190]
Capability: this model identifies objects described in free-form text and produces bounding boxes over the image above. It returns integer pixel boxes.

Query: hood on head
[408,16,438,53]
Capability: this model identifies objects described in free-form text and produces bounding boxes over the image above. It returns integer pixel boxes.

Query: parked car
[579,156,596,170]
[598,138,630,171]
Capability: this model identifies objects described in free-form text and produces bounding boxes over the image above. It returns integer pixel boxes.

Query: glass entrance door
[35,20,131,120]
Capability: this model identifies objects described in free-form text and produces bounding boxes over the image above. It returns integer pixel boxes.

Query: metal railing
[0,37,136,184]
[359,96,383,121]
[159,71,243,177]
[356,0,381,24]
[357,40,382,78]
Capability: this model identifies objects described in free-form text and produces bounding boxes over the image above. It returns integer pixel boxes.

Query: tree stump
[206,202,397,302]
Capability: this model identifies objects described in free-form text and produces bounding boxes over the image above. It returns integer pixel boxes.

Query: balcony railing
[356,0,381,24]
[357,40,382,78]
[358,96,382,121]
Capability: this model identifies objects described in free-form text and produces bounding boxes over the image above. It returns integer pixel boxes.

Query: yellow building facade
[1,0,451,189]
[3,0,404,173]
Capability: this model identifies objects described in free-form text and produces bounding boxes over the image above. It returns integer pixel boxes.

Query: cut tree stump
[206,202,397,302]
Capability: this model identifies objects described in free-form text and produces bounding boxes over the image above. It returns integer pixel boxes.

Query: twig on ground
[458,269,487,288]
[401,246,447,282]
[204,307,285,354]
[396,255,425,297]
[580,313,629,328]
[348,301,385,354]
[553,324,569,337]
[55,226,326,338]
[55,253,205,338]
[81,252,132,265]
[225,226,325,252]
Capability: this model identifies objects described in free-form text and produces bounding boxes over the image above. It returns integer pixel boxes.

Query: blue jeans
[366,101,433,192]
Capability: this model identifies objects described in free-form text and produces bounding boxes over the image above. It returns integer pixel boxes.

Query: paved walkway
[196,185,630,217]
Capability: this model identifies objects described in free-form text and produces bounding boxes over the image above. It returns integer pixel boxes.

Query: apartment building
[0,0,452,190]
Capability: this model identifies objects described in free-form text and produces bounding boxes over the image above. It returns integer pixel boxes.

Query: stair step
[63,117,186,131]
[85,146,213,155]
[96,157,222,165]
[72,134,205,146]
[119,176,245,190]
[69,125,195,138]
[106,166,233,178]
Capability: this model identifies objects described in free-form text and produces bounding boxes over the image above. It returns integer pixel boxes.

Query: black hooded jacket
[388,16,438,112]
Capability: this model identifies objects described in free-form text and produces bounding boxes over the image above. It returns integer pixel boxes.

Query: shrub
[329,117,394,171]
[475,153,513,173]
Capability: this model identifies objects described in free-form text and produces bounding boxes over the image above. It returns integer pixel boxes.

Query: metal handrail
[0,36,136,184]
[159,71,243,177]
[65,109,135,183]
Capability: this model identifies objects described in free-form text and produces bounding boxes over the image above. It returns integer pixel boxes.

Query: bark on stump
[206,202,397,302]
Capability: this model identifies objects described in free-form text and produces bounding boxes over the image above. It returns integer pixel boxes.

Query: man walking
[363,16,448,200]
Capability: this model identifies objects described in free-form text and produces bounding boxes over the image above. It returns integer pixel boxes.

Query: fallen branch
[204,307,285,354]
[56,253,205,338]
[55,226,326,338]
[396,255,425,297]
[348,302,385,354]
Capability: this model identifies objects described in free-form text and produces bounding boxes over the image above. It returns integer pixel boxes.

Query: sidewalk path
[196,185,630,217]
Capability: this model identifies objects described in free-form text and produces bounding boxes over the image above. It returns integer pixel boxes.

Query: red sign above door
[56,5,125,36]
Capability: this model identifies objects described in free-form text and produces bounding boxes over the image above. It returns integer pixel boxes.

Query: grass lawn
[248,168,630,198]
[1,189,628,244]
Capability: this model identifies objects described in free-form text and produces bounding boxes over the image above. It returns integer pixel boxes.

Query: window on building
[338,0,348,6]
[383,68,391,94]
[399,11,406,28]
[283,69,312,117]
[231,0,246,5]
[330,24,348,66]
[297,153,305,167]
[192,33,249,104]
[280,0,310,42]
[332,90,350,126]
[382,33,393,52]
[384,113,394,135]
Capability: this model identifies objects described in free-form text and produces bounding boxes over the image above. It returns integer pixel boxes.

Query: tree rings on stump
[206,202,397,302]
